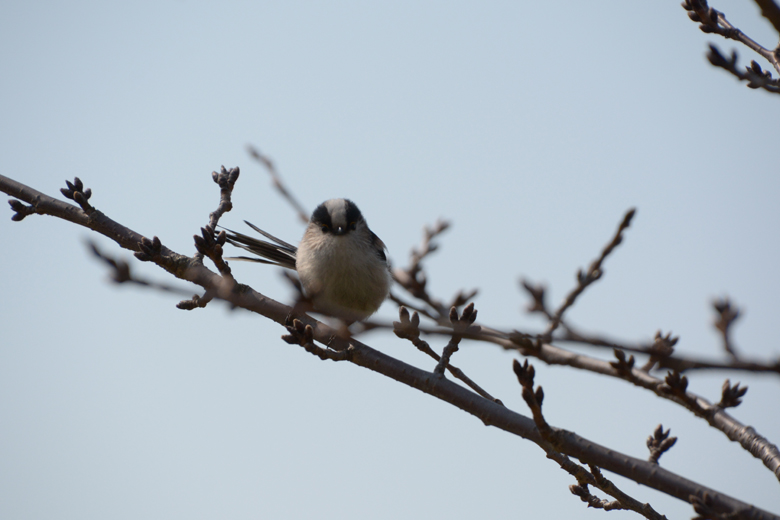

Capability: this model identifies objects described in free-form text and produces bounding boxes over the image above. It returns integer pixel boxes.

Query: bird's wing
[222,221,298,270]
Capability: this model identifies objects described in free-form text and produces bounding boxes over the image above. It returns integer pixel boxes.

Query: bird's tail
[222,220,298,270]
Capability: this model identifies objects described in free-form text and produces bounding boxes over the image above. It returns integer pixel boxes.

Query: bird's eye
[321,225,329,233]
[348,222,357,231]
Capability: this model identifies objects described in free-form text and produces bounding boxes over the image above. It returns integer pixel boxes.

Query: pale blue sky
[2,1,779,519]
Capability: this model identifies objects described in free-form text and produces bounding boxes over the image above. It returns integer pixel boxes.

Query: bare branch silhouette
[246,144,310,224]
[3,171,779,519]
[682,0,780,94]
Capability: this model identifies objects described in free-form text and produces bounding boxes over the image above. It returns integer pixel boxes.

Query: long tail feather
[243,220,297,250]
[223,222,297,270]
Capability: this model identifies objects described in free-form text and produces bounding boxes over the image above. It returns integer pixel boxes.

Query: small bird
[225,198,391,323]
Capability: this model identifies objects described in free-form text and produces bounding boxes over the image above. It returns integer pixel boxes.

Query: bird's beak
[334,226,346,235]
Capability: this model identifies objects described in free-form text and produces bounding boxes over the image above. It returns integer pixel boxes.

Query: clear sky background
[2,1,779,519]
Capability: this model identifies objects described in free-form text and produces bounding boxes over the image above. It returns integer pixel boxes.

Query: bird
[224,198,391,323]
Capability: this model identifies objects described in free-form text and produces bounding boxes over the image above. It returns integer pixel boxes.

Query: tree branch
[246,144,310,224]
[753,0,780,35]
[362,203,780,482]
[542,208,636,341]
[3,173,779,519]
[683,0,780,94]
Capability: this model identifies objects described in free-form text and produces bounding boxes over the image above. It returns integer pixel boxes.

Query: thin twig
[682,0,780,94]
[388,291,441,322]
[705,45,780,93]
[753,0,780,34]
[88,241,194,296]
[513,359,669,520]
[282,318,352,361]
[683,0,780,73]
[207,166,240,230]
[246,144,310,224]
[542,208,636,341]
[190,167,241,295]
[433,304,478,375]
[713,297,741,358]
[393,306,501,403]
[391,219,457,321]
[647,424,678,465]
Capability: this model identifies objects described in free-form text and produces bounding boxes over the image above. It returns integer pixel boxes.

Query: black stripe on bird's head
[311,199,364,235]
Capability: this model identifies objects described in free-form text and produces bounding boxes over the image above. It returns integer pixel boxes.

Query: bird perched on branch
[225,198,391,323]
